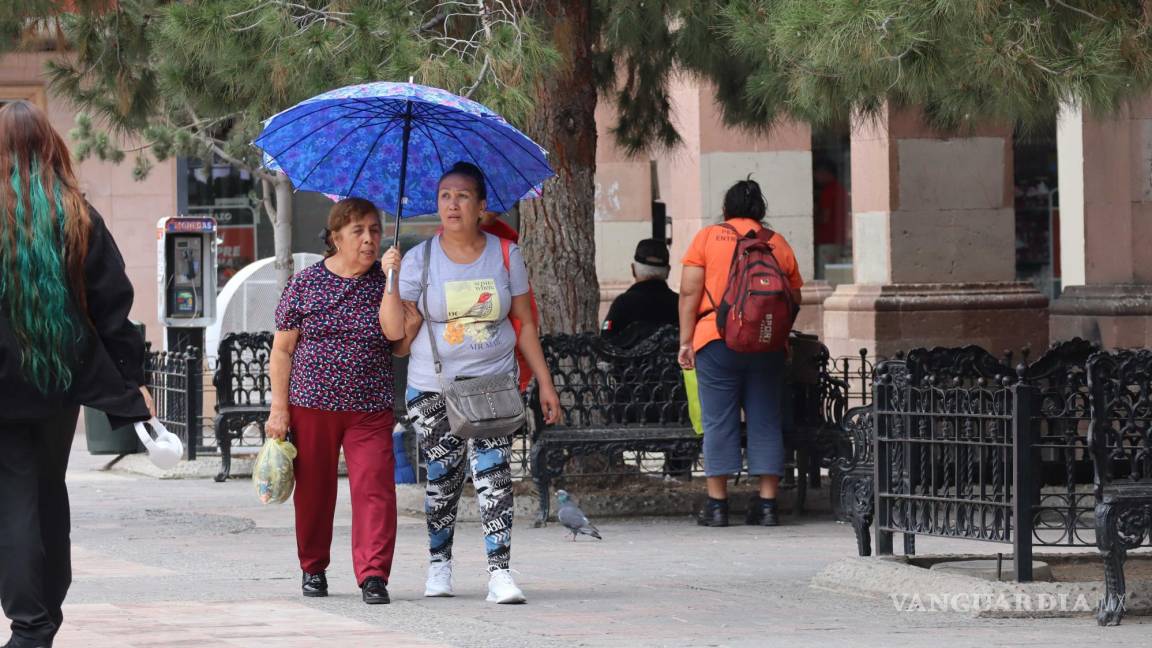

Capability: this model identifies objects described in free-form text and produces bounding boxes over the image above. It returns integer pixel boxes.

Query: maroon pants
[290,406,396,585]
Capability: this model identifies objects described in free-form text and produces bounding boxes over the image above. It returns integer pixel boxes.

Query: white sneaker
[486,569,526,604]
[424,560,454,597]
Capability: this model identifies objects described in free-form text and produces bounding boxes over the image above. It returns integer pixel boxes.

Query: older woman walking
[677,178,804,528]
[0,101,154,648]
[390,161,560,604]
[266,197,405,605]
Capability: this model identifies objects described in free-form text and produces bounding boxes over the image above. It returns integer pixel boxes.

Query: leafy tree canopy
[609,0,1152,150]
[7,1,1152,159]
[4,1,558,179]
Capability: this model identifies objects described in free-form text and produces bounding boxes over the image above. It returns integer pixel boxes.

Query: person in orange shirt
[677,178,804,528]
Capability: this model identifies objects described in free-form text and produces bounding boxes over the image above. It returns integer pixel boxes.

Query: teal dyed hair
[0,160,78,393]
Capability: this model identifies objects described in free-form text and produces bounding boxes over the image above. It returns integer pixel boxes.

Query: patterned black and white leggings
[406,389,514,572]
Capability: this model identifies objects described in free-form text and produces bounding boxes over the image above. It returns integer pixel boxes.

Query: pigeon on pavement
[556,490,602,541]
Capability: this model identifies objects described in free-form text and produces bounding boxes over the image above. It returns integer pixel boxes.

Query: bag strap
[700,223,743,319]
[500,237,516,296]
[420,238,444,376]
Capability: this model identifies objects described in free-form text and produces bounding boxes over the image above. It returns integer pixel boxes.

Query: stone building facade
[4,52,1148,357]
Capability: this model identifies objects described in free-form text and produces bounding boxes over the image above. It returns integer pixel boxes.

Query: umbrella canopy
[254,82,553,219]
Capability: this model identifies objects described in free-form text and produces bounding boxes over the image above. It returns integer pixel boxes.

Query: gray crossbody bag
[420,239,526,438]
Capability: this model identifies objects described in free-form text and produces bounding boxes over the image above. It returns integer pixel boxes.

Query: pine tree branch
[185,106,273,183]
[284,1,353,28]
[461,0,494,96]
[226,1,277,21]
[462,56,490,97]
[420,9,449,32]
[1049,0,1107,23]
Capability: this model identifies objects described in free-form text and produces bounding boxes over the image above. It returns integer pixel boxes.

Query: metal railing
[873,368,1038,580]
[144,345,205,460]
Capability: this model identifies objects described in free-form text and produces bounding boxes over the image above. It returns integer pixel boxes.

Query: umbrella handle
[386,267,396,294]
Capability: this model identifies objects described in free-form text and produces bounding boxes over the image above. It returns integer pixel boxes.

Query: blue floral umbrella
[254,81,554,286]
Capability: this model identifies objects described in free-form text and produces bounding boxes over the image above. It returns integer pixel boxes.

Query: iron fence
[830,348,875,408]
[144,345,205,460]
[873,364,1038,580]
[1027,342,1096,546]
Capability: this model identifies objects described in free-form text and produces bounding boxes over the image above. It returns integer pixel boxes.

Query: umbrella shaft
[387,100,414,295]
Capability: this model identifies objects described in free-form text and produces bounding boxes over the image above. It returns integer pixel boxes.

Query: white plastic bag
[253,437,298,504]
[133,418,184,469]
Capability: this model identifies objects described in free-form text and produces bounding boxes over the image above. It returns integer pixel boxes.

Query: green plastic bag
[683,369,704,436]
[253,438,298,504]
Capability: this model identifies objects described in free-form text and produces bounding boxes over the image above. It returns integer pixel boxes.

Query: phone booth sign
[156,216,218,328]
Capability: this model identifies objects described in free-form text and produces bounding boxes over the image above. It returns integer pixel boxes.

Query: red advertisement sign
[218,226,256,287]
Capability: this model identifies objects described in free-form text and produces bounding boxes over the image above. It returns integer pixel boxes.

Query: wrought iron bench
[833,359,905,557]
[527,326,844,525]
[1087,349,1152,626]
[212,331,274,481]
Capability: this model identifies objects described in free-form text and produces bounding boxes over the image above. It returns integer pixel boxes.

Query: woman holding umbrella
[255,81,560,603]
[391,162,560,604]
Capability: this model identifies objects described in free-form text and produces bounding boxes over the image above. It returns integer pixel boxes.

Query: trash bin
[84,320,147,455]
[84,407,144,455]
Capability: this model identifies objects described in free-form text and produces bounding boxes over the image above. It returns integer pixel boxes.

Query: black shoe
[696,497,729,527]
[746,497,779,527]
[361,576,390,604]
[3,639,51,648]
[302,571,328,597]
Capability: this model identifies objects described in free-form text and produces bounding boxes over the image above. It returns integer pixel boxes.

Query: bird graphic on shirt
[460,292,495,320]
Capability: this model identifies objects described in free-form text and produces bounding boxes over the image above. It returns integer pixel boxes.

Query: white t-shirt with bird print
[400,233,530,392]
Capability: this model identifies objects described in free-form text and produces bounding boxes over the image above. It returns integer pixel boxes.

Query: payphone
[157,216,218,350]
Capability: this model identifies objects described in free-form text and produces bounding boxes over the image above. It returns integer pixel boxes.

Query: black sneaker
[302,571,328,597]
[361,576,390,604]
[696,497,729,527]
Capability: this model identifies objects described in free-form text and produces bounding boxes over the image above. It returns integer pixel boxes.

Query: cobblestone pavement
[44,437,1152,647]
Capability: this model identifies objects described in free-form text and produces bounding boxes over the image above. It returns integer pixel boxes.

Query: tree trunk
[520,0,599,335]
[270,174,295,290]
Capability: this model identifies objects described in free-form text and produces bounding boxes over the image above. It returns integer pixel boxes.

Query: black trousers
[0,406,79,645]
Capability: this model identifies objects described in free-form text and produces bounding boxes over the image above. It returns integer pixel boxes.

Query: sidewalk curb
[811,554,1152,619]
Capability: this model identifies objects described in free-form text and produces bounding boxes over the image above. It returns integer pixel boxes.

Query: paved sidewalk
[45,437,1152,647]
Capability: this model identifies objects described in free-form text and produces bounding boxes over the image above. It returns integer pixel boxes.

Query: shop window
[1013,126,1059,298]
[812,129,852,284]
[183,158,259,289]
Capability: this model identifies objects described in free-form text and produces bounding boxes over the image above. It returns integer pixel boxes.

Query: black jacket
[0,206,149,427]
[601,279,679,348]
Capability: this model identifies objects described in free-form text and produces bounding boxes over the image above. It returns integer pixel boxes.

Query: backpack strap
[700,223,749,319]
[499,237,515,293]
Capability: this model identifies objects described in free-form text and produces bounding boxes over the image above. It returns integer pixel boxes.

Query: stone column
[593,100,655,320]
[1050,101,1152,348]
[822,106,1049,359]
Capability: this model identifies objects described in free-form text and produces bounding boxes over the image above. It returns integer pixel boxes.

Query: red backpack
[704,224,798,353]
[500,238,539,392]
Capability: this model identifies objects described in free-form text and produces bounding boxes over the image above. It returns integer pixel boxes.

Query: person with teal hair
[0,100,154,648]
